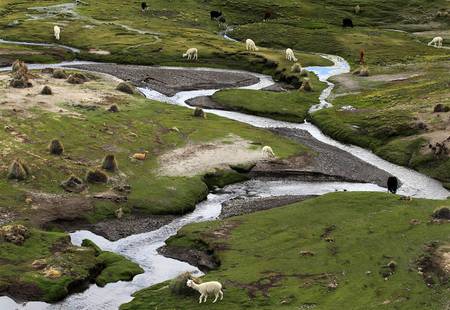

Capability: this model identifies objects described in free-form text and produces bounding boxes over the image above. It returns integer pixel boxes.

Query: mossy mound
[169,272,200,296]
[101,154,118,172]
[108,105,119,112]
[432,207,450,220]
[86,169,108,184]
[7,159,30,181]
[48,139,64,155]
[10,76,32,88]
[60,175,86,193]
[291,63,302,73]
[40,85,53,95]
[433,104,449,113]
[299,78,313,92]
[67,73,88,84]
[193,107,206,118]
[52,69,67,79]
[116,82,135,94]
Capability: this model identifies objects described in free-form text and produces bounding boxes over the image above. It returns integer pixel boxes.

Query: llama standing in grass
[285,48,297,62]
[183,47,198,60]
[245,39,258,51]
[54,25,61,40]
[428,36,443,48]
[186,279,224,304]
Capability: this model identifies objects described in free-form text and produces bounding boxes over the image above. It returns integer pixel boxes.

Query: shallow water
[0,38,81,53]
[139,57,448,200]
[0,45,448,310]
[0,180,385,310]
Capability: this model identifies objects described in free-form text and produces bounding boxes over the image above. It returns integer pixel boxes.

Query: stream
[0,40,449,309]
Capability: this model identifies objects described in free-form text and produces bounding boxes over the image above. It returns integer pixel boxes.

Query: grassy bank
[0,226,142,302]
[0,71,307,226]
[122,192,450,309]
[212,72,326,122]
[310,62,450,187]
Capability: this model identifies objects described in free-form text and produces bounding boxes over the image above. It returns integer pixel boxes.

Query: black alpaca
[210,10,222,20]
[387,176,399,194]
[141,2,148,12]
[264,11,272,21]
[342,18,354,28]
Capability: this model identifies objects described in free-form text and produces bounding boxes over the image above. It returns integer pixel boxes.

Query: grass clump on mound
[432,207,450,220]
[7,159,30,181]
[299,78,313,92]
[193,107,206,119]
[170,272,200,296]
[60,175,86,193]
[67,73,89,84]
[101,154,118,172]
[116,82,135,94]
[95,251,144,287]
[48,139,64,155]
[52,69,67,79]
[40,85,52,95]
[86,169,108,184]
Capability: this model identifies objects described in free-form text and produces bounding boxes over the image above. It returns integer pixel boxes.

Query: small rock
[107,105,119,113]
[31,259,47,270]
[387,260,397,271]
[43,266,62,278]
[410,219,421,225]
[299,250,315,257]
[327,280,338,290]
[115,207,124,219]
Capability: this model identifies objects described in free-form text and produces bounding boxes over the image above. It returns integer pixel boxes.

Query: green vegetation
[212,72,326,122]
[0,226,142,302]
[310,63,450,185]
[202,169,250,189]
[122,192,450,309]
[1,0,449,306]
[0,0,329,73]
[95,252,144,287]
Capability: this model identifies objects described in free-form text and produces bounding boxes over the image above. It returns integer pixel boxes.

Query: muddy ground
[219,194,315,219]
[68,63,259,96]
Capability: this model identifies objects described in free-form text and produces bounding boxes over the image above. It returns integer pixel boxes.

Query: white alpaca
[245,39,258,51]
[186,279,224,304]
[285,48,297,62]
[428,36,443,48]
[54,25,61,40]
[183,48,198,60]
[262,145,275,158]
[354,5,361,14]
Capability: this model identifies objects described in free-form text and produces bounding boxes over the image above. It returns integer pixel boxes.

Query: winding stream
[0,42,449,309]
